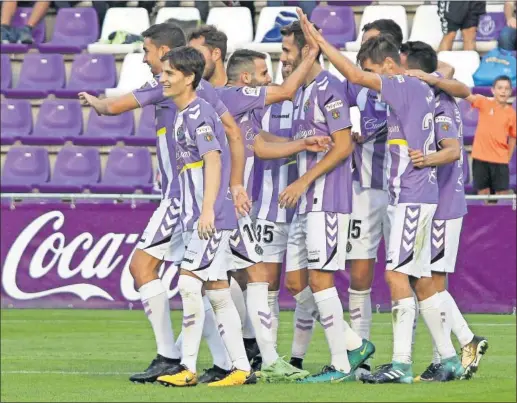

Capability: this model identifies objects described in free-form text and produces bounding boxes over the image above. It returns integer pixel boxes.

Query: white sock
[139,279,180,360]
[313,287,351,373]
[268,290,280,347]
[178,275,205,373]
[202,295,232,370]
[348,288,372,340]
[229,278,248,334]
[242,289,256,339]
[292,288,316,359]
[412,292,419,352]
[246,282,279,366]
[441,290,474,348]
[206,288,251,372]
[391,297,416,364]
[420,293,456,360]
[175,332,182,353]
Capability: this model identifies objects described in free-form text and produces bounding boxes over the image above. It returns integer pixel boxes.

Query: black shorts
[438,1,486,34]
[472,158,510,193]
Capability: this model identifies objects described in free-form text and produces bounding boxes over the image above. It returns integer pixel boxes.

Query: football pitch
[1,309,515,402]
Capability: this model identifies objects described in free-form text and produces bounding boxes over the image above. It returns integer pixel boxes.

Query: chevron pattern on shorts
[325,212,338,249]
[402,206,420,253]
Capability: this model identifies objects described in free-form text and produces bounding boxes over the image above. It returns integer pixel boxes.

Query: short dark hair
[280,20,322,60]
[160,46,205,89]
[141,22,186,49]
[188,25,228,60]
[357,35,401,66]
[493,75,512,88]
[226,49,267,82]
[400,41,438,74]
[362,19,403,47]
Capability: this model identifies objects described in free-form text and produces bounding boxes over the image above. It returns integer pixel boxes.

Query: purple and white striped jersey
[254,101,297,223]
[434,91,467,220]
[132,77,228,200]
[174,97,237,231]
[291,70,353,215]
[215,86,266,201]
[344,80,389,190]
[379,75,439,205]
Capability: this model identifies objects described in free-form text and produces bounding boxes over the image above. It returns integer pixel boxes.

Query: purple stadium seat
[0,7,46,53]
[53,54,116,98]
[38,7,99,54]
[74,110,135,146]
[510,151,516,176]
[3,54,65,98]
[458,99,478,146]
[39,146,101,193]
[1,99,32,145]
[25,99,83,145]
[123,105,155,146]
[1,55,12,91]
[1,146,50,192]
[310,6,355,47]
[91,147,153,193]
[476,12,506,42]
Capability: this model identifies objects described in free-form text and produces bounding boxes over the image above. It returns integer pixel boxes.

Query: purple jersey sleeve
[197,79,228,118]
[131,77,166,107]
[321,79,352,135]
[379,74,409,113]
[435,97,458,144]
[221,86,267,117]
[192,117,222,157]
[343,79,358,107]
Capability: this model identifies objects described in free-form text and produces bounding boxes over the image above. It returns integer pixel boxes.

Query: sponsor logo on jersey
[325,100,343,112]
[435,116,453,124]
[272,114,291,119]
[148,78,158,88]
[242,86,260,97]
[196,125,213,141]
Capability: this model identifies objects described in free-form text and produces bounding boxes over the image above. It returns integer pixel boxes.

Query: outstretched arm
[254,134,332,160]
[405,70,474,101]
[79,92,139,115]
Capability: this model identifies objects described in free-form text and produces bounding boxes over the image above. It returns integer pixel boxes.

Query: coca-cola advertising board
[1,203,516,313]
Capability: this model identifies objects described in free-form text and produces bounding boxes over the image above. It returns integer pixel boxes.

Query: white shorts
[137,198,184,263]
[386,203,437,278]
[428,217,463,274]
[181,230,234,282]
[255,219,290,263]
[347,181,390,260]
[286,212,350,272]
[230,214,263,269]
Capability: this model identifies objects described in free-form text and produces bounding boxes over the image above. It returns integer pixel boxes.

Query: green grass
[1,309,515,402]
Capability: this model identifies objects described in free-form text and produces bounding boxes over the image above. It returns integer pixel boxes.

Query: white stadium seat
[346,5,408,51]
[350,106,361,136]
[155,7,201,24]
[409,5,443,50]
[438,51,480,88]
[87,7,149,54]
[244,6,298,54]
[105,53,153,98]
[329,52,358,82]
[206,7,253,53]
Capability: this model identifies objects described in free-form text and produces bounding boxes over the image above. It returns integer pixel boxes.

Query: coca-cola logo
[2,211,179,302]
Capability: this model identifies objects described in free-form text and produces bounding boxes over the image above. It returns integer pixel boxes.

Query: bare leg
[438,31,457,51]
[461,26,477,51]
[1,1,18,25]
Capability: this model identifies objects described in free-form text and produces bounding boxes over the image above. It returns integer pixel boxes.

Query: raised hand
[409,148,426,168]
[404,69,439,86]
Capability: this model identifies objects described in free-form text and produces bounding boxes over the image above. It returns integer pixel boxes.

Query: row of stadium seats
[0,4,507,55]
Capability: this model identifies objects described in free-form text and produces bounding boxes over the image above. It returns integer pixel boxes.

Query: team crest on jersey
[242,86,260,97]
[441,123,450,131]
[346,241,352,253]
[332,110,340,119]
[304,99,310,112]
[255,244,263,255]
[176,127,186,141]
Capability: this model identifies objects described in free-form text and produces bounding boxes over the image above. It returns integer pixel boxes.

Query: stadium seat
[123,105,155,146]
[0,99,32,145]
[437,51,480,88]
[38,7,99,53]
[54,54,116,98]
[3,53,65,98]
[350,106,361,135]
[74,109,135,146]
[155,7,202,23]
[40,146,101,193]
[346,5,408,51]
[329,51,358,81]
[25,99,83,145]
[90,147,153,193]
[207,7,253,52]
[0,7,46,53]
[1,146,50,192]
[457,99,478,146]
[408,5,443,50]
[310,5,355,48]
[105,53,153,97]
[245,6,298,53]
[1,55,12,91]
[87,7,149,54]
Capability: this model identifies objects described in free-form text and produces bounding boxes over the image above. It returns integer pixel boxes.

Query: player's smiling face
[189,37,216,80]
[280,34,302,73]
[142,38,166,75]
[249,58,272,87]
[160,60,192,99]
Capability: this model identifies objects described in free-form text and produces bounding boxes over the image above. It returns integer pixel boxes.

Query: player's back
[291,70,353,215]
[379,74,439,205]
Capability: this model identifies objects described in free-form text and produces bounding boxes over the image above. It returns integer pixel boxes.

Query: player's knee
[285,276,303,296]
[129,249,159,287]
[178,274,203,300]
[350,263,374,291]
[308,271,334,293]
[231,269,249,290]
[413,277,436,301]
[432,272,447,293]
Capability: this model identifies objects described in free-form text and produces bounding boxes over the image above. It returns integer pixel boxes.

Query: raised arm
[405,69,474,101]
[79,92,140,116]
[436,61,455,79]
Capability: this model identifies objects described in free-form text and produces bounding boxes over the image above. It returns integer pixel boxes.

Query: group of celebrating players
[79,8,490,387]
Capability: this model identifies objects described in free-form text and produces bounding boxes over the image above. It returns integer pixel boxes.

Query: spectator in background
[437,1,486,51]
[267,1,316,18]
[467,76,516,196]
[498,0,516,51]
[1,1,51,44]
